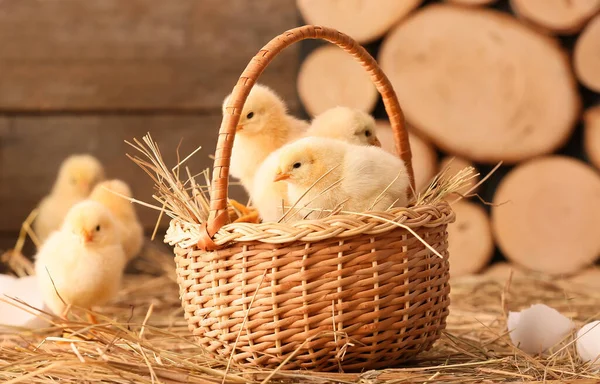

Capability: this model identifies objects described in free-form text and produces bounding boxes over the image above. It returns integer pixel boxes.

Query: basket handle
[197,25,415,251]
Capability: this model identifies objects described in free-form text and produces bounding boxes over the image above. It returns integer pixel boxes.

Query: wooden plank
[0,61,298,112]
[0,115,249,233]
[0,0,300,111]
[0,0,191,61]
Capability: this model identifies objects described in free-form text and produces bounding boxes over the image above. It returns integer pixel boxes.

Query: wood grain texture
[378,4,580,164]
[297,45,379,117]
[510,0,600,35]
[0,0,299,111]
[491,156,600,275]
[0,115,249,232]
[447,200,494,277]
[574,14,600,92]
[296,0,422,44]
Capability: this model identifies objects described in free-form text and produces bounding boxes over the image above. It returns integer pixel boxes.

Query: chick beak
[236,124,244,132]
[370,136,382,147]
[273,172,291,182]
[81,230,93,244]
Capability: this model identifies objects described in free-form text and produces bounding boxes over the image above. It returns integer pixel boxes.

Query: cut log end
[574,14,600,92]
[296,0,423,44]
[375,121,438,193]
[439,156,480,199]
[379,4,580,163]
[298,45,378,117]
[511,0,600,34]
[445,0,498,6]
[447,200,494,277]
[492,156,600,276]
[483,262,528,281]
[584,106,600,170]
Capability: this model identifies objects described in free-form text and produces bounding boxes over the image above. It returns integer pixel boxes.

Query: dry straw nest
[125,25,477,372]
[3,253,600,383]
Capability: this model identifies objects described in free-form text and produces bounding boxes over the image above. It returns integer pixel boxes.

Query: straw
[1,250,598,383]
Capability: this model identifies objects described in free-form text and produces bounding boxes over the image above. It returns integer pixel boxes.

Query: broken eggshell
[507,303,574,354]
[577,321,600,368]
[0,274,48,330]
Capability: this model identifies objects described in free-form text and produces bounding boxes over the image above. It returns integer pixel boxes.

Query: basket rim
[165,200,455,250]
[199,25,414,251]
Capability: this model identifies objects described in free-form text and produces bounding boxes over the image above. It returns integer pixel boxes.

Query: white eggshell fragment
[0,274,48,330]
[507,304,574,354]
[577,321,600,368]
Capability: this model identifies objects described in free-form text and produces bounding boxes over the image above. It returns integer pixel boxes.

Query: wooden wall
[0,0,301,250]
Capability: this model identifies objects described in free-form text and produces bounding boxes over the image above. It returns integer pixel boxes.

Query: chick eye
[365,130,372,137]
[95,225,101,232]
[246,112,254,119]
[293,162,301,169]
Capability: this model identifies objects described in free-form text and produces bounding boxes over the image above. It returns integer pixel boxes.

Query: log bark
[584,106,600,170]
[375,121,438,193]
[298,45,379,118]
[510,0,600,35]
[574,14,600,92]
[491,156,600,275]
[296,0,423,44]
[378,4,580,164]
[447,200,494,277]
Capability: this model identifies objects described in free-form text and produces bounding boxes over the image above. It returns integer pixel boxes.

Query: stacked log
[574,13,600,92]
[297,0,600,278]
[297,45,378,117]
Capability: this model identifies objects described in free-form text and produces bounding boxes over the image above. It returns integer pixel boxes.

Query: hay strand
[1,251,599,383]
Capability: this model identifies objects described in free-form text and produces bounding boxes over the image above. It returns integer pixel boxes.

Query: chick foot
[233,211,260,223]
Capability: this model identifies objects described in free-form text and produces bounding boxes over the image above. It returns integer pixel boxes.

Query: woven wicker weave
[167,25,455,372]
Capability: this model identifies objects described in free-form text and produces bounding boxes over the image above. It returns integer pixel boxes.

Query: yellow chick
[34,200,127,322]
[272,137,410,221]
[252,108,383,222]
[34,154,105,243]
[305,106,381,147]
[223,83,309,194]
[89,179,144,261]
[251,147,292,222]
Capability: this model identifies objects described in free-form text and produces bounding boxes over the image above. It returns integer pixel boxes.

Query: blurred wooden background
[0,0,301,250]
[293,0,600,279]
[1,0,599,280]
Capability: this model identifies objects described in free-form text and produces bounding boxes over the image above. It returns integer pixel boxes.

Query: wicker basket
[167,25,455,372]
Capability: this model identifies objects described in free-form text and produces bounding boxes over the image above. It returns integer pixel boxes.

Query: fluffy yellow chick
[272,137,410,221]
[251,147,292,222]
[90,179,144,261]
[34,154,105,243]
[305,106,381,147]
[34,200,127,322]
[223,83,309,194]
[252,108,383,222]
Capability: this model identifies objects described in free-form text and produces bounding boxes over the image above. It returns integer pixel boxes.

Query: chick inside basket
[224,83,416,225]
